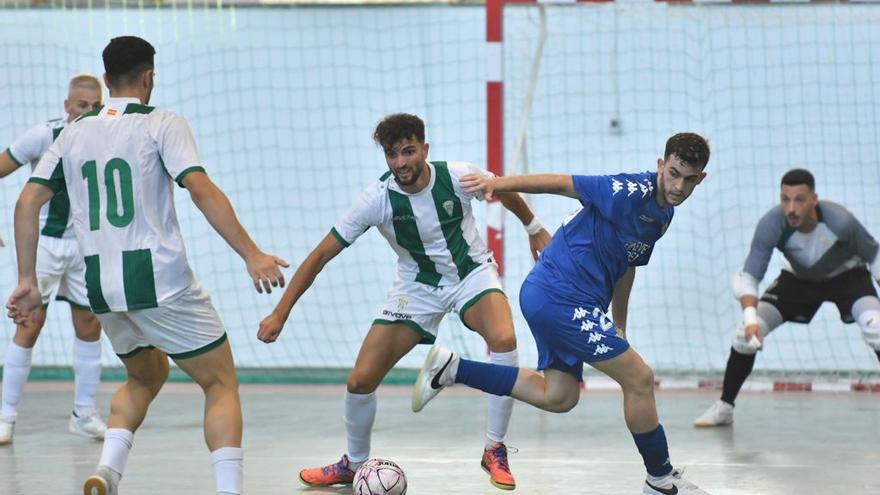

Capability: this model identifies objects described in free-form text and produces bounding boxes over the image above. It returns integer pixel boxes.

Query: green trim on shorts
[330,227,351,248]
[458,288,506,331]
[168,333,228,360]
[373,319,435,345]
[54,295,91,311]
[117,345,155,359]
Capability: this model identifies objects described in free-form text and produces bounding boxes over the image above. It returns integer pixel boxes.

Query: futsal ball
[353,458,408,495]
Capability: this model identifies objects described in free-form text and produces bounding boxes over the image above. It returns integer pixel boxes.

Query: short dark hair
[781,168,815,191]
[664,133,710,169]
[102,36,156,89]
[373,113,425,152]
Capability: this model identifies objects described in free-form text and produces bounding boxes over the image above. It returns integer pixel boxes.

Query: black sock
[720,348,756,406]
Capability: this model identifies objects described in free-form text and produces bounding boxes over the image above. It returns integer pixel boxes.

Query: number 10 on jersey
[82,158,135,230]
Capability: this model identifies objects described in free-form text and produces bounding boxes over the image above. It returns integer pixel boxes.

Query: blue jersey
[526,172,674,308]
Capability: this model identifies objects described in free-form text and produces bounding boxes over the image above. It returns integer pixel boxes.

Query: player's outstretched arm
[181,171,289,294]
[461,173,578,200]
[257,233,345,343]
[611,267,635,338]
[495,191,551,261]
[0,150,21,179]
[7,183,54,325]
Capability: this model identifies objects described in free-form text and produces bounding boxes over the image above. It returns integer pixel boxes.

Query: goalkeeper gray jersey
[743,200,879,283]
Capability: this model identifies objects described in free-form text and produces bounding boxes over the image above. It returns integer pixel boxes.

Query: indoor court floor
[1,382,877,495]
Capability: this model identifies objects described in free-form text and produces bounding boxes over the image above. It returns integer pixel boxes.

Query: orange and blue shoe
[481,442,516,491]
[298,455,356,487]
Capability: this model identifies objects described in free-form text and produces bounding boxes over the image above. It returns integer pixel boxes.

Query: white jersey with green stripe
[333,161,494,287]
[6,117,76,239]
[29,97,205,313]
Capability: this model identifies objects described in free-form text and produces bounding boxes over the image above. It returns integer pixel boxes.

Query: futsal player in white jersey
[258,113,550,491]
[0,74,106,444]
[7,36,287,495]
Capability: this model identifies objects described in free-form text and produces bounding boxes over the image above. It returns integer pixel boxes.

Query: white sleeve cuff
[731,271,759,299]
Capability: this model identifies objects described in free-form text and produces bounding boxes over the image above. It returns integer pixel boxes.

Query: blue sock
[454,358,518,397]
[632,424,673,477]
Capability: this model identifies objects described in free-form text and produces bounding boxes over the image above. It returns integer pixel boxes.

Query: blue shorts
[519,280,630,381]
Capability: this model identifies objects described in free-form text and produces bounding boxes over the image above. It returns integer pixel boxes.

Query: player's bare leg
[589,349,658,432]
[173,339,243,495]
[69,306,106,439]
[509,368,581,412]
[84,347,169,495]
[299,323,422,487]
[0,308,47,445]
[462,292,519,490]
[592,349,710,495]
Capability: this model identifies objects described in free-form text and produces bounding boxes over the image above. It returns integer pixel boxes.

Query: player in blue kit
[412,133,713,495]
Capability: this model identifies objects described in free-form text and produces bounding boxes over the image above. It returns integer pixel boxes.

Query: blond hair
[68,73,103,95]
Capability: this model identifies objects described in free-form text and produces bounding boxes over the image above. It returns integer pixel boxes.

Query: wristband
[743,306,758,326]
[524,217,543,236]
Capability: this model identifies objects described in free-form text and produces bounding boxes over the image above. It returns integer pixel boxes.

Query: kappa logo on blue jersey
[572,306,614,332]
[612,177,654,199]
[594,343,614,356]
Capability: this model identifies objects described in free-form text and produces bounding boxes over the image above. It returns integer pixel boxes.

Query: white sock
[73,337,102,415]
[98,428,134,478]
[212,446,243,495]
[486,349,517,449]
[344,390,376,466]
[1,342,33,419]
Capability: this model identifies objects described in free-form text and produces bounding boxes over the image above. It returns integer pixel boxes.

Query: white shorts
[96,282,227,359]
[36,235,90,310]
[374,263,505,344]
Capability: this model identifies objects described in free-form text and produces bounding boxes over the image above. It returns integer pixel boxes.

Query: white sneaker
[643,468,711,495]
[693,400,734,427]
[69,409,107,439]
[0,415,15,445]
[83,465,119,495]
[411,345,458,413]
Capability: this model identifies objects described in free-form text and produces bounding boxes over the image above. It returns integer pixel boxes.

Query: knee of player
[856,309,880,350]
[346,373,381,394]
[73,317,102,340]
[545,393,579,413]
[484,332,517,353]
[625,363,655,395]
[73,310,101,329]
[129,368,168,396]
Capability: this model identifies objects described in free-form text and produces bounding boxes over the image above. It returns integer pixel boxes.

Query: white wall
[0,3,878,376]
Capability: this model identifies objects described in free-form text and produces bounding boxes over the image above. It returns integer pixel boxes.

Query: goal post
[487,0,880,384]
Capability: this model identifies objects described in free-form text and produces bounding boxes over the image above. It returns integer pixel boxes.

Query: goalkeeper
[695,168,880,427]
